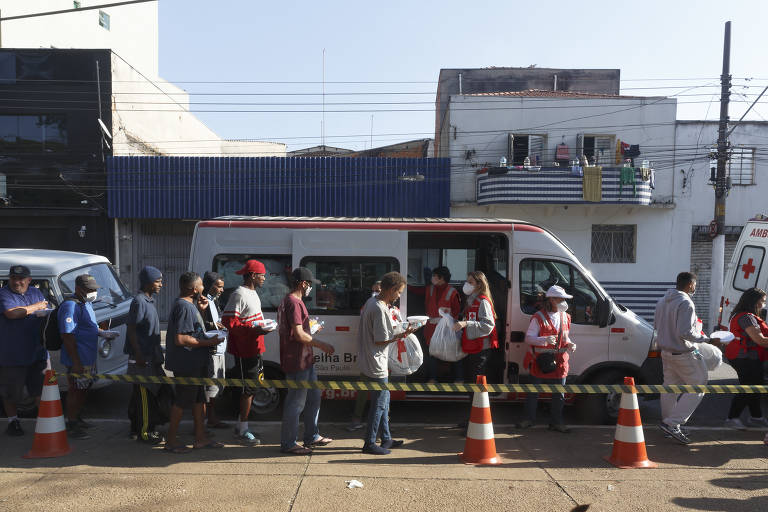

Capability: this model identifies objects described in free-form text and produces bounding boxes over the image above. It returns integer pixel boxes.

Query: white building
[0,0,285,157]
[442,82,767,330]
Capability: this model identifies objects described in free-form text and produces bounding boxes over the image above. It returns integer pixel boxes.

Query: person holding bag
[724,287,768,429]
[518,285,577,433]
[452,271,498,384]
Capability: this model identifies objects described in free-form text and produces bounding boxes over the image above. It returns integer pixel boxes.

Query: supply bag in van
[389,333,424,376]
[429,310,466,362]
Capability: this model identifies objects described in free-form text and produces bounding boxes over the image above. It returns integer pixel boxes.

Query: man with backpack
[0,264,49,437]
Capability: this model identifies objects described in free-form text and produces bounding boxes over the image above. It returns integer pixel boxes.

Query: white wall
[446,95,678,204]
[0,0,159,77]
[111,54,286,157]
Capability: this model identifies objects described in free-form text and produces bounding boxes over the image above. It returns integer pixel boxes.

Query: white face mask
[462,282,475,295]
[85,291,98,302]
[557,301,569,312]
[304,285,312,297]
[372,291,379,298]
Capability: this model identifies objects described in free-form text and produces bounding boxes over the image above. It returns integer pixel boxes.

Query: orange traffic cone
[459,375,502,465]
[604,376,656,469]
[24,370,71,459]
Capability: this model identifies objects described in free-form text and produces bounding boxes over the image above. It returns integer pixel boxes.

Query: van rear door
[291,229,408,377]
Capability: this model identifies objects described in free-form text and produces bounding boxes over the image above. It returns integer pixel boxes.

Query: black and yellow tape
[66,373,768,394]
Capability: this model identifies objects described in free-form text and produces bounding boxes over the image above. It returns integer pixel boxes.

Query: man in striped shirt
[221,260,270,445]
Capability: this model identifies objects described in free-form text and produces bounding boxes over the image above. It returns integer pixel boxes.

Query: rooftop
[462,89,659,100]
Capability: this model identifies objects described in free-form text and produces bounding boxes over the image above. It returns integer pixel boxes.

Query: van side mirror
[597,298,612,328]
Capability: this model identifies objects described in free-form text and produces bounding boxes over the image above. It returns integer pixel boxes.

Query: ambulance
[190,217,661,422]
[718,215,768,327]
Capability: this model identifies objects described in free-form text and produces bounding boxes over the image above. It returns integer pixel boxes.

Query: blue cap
[139,266,162,287]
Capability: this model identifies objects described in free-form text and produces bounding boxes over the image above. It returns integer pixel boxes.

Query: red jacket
[424,283,461,344]
[460,294,498,354]
[523,310,571,379]
[726,312,768,361]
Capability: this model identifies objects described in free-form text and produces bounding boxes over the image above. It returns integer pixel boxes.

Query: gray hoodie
[653,289,709,352]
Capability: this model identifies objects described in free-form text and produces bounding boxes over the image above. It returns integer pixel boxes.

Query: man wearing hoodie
[654,272,718,444]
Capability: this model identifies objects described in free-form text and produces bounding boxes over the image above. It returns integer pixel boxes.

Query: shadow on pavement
[671,472,768,511]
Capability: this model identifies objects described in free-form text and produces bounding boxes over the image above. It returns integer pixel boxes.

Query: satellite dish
[97,118,112,140]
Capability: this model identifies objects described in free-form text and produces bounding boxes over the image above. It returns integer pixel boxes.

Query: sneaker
[380,439,404,449]
[234,429,261,445]
[76,417,95,429]
[67,423,92,440]
[659,422,691,445]
[345,421,364,432]
[515,420,534,429]
[724,417,747,430]
[138,431,165,445]
[548,423,571,434]
[746,416,768,428]
[362,443,390,455]
[6,419,24,437]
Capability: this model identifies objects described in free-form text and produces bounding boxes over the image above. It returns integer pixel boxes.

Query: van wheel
[249,367,285,416]
[576,370,626,425]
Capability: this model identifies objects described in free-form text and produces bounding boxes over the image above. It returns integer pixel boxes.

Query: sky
[158,0,768,152]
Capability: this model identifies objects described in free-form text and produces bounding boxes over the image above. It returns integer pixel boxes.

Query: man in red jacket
[221,260,271,445]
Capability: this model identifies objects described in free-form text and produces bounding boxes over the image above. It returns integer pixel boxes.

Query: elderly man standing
[0,264,49,437]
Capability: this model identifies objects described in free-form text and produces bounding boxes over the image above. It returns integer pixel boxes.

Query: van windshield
[59,263,131,310]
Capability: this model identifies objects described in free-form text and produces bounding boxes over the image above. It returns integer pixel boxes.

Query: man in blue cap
[125,266,164,444]
[0,264,49,437]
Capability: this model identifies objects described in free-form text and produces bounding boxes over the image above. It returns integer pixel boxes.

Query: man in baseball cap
[8,265,31,278]
[75,274,100,292]
[221,259,269,445]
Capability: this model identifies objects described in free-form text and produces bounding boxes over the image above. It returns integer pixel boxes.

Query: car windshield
[59,263,131,310]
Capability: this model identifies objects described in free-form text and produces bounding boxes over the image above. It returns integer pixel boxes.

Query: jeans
[364,376,391,446]
[728,357,765,419]
[525,376,566,424]
[660,351,708,427]
[280,366,322,450]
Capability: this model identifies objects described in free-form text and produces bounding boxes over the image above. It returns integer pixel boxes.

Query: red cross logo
[725,298,730,307]
[742,258,756,280]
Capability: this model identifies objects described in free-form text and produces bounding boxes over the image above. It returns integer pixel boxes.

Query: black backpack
[40,297,78,351]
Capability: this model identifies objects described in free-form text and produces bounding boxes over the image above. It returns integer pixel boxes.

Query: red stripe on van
[611,328,625,333]
[335,326,350,332]
[197,220,520,232]
[513,224,544,233]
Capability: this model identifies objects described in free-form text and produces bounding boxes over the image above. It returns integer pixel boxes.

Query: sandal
[281,444,312,455]
[163,444,191,454]
[304,436,333,448]
[194,440,224,449]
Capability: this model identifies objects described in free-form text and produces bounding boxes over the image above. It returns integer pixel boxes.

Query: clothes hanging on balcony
[639,166,651,182]
[619,167,637,197]
[582,166,602,202]
[555,143,570,162]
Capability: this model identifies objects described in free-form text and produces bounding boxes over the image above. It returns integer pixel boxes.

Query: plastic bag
[429,311,466,362]
[695,342,723,371]
[389,333,424,376]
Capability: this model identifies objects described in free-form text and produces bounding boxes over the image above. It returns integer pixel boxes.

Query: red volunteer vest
[523,310,571,379]
[726,312,768,361]
[460,295,498,354]
[424,284,460,344]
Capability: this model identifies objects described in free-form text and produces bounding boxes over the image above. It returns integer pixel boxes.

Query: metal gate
[131,220,196,322]
[690,226,741,332]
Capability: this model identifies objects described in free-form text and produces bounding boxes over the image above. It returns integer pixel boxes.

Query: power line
[0,1,156,22]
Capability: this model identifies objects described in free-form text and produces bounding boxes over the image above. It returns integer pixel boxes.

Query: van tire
[248,366,285,416]
[576,369,626,425]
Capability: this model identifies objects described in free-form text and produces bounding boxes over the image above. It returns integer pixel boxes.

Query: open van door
[290,229,408,377]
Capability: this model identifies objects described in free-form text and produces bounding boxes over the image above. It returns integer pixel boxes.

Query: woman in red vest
[518,285,577,433]
[424,266,462,383]
[724,287,768,429]
[452,271,498,384]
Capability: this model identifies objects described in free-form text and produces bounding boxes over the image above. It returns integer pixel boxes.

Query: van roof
[0,249,110,276]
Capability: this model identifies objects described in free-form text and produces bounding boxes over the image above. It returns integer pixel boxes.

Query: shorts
[205,353,226,401]
[173,367,207,408]
[0,360,47,402]
[67,365,97,391]
[231,355,263,396]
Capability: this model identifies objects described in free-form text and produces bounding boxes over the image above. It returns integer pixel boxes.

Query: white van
[718,215,768,327]
[190,217,661,421]
[0,249,132,389]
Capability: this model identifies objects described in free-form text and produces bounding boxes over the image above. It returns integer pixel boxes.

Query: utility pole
[710,21,731,330]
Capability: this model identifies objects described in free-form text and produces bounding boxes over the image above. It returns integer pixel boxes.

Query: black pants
[727,357,764,419]
[464,349,492,384]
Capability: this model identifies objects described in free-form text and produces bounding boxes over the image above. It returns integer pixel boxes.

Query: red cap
[235,260,266,275]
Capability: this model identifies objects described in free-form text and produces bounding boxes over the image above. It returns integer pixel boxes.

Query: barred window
[728,147,755,185]
[591,225,636,263]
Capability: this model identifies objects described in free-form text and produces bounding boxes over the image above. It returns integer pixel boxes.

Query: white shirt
[525,310,572,347]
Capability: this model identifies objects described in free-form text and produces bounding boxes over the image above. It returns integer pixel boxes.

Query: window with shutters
[509,134,547,165]
[728,147,755,185]
[591,225,636,263]
[578,134,615,165]
[98,10,110,30]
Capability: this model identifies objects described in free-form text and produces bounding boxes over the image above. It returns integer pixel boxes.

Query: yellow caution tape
[64,373,768,394]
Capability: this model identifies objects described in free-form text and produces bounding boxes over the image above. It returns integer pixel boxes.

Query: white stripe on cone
[614,424,646,444]
[35,415,67,435]
[471,390,490,409]
[41,384,60,402]
[467,421,495,440]
[619,391,640,411]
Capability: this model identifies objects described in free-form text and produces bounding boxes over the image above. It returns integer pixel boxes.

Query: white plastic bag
[695,342,723,371]
[389,333,424,376]
[429,311,466,362]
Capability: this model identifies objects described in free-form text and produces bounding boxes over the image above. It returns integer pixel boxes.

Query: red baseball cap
[235,259,266,275]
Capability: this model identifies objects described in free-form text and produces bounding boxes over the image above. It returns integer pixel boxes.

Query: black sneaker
[6,419,24,437]
[658,422,691,445]
[67,422,91,440]
[380,439,404,449]
[138,431,165,445]
[362,443,391,455]
[76,417,95,429]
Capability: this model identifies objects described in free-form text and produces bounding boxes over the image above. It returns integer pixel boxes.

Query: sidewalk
[1,419,767,512]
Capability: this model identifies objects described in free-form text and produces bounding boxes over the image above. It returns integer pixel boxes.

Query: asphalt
[1,417,767,512]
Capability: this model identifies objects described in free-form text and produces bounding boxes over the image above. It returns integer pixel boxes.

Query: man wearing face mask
[424,267,462,383]
[654,272,719,444]
[221,259,270,446]
[59,274,118,440]
[519,285,577,433]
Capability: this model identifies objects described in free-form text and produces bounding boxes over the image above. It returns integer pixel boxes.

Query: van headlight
[98,338,112,358]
